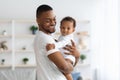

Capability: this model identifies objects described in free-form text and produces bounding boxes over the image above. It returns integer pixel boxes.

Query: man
[34,4,80,80]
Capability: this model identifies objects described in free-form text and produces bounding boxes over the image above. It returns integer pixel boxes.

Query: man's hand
[63,40,80,66]
[46,43,55,51]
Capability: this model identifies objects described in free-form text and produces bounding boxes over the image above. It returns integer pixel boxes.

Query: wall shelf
[0,64,12,68]
[15,50,34,53]
[0,35,12,38]
[0,19,36,69]
[0,50,12,53]
[15,64,36,68]
[76,63,90,67]
[15,34,35,38]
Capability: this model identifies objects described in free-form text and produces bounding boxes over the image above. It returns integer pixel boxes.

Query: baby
[47,16,76,80]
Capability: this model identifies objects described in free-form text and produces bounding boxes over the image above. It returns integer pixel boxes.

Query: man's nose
[51,20,56,26]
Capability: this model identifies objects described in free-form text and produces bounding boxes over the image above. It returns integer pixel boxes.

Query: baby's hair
[36,4,53,18]
[60,16,76,28]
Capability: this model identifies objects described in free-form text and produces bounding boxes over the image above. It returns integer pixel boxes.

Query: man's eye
[45,20,50,23]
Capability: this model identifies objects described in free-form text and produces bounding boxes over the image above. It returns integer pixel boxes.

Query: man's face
[37,10,56,34]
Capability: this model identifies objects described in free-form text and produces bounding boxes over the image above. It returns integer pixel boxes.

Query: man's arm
[48,51,73,74]
[46,43,73,74]
[46,40,80,73]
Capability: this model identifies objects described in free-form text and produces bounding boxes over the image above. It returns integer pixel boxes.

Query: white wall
[0,0,95,20]
[91,0,120,80]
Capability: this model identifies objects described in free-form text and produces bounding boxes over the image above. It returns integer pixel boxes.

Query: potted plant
[1,59,5,65]
[2,30,7,36]
[30,25,38,34]
[22,46,26,50]
[80,54,86,63]
[22,57,29,64]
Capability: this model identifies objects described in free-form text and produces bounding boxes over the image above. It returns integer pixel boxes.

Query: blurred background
[0,0,120,80]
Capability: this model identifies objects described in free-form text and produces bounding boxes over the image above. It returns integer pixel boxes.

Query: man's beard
[47,28,55,33]
[41,26,55,34]
[38,24,56,34]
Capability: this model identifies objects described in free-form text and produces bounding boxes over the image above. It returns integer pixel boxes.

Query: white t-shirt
[34,31,67,80]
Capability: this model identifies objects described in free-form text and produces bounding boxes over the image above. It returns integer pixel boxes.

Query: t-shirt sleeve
[44,35,60,56]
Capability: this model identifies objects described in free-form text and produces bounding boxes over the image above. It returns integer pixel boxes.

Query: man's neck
[39,29,51,35]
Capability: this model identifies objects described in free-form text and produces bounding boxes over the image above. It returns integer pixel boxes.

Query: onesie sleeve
[55,36,71,48]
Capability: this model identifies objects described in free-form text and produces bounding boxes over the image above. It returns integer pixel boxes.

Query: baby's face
[60,21,75,36]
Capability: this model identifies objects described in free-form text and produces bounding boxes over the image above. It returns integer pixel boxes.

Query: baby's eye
[67,28,70,30]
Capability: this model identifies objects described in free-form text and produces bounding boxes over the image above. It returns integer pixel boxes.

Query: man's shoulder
[37,31,55,43]
[38,31,52,38]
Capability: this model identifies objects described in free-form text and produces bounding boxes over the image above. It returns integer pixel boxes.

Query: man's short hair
[36,4,53,18]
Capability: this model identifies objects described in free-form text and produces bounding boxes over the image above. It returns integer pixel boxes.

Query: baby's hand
[46,43,55,51]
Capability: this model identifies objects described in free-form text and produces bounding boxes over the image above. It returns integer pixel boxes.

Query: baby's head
[60,16,76,36]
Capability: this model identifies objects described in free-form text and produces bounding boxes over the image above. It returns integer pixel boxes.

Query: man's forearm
[59,60,74,74]
[48,51,74,74]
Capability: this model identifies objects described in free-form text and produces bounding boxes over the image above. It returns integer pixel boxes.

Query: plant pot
[23,61,28,64]
[80,59,87,64]
[80,60,84,63]
[32,30,37,34]
[1,62,4,65]
[1,59,5,65]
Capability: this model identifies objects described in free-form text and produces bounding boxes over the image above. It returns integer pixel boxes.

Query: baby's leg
[64,55,75,65]
[64,73,73,80]
[65,58,73,65]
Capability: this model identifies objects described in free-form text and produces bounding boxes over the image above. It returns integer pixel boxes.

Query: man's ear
[36,18,42,25]
[36,18,39,24]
